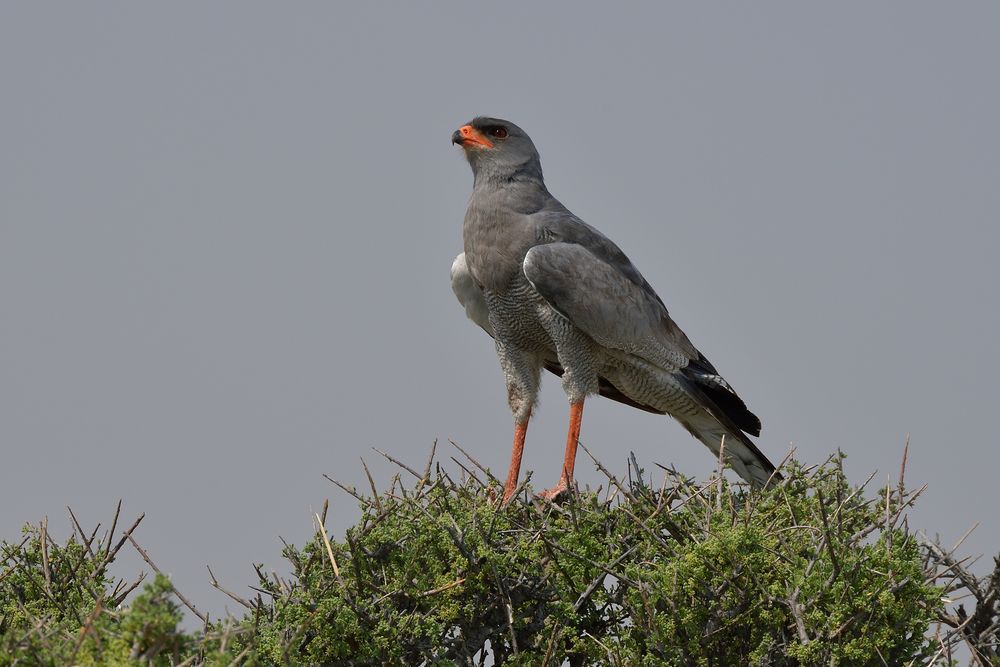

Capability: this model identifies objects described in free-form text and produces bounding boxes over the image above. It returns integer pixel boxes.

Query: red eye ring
[490,127,508,139]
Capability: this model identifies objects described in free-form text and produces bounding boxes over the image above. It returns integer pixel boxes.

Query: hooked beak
[451,124,493,149]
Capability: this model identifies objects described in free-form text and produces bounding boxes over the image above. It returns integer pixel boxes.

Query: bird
[450,117,778,504]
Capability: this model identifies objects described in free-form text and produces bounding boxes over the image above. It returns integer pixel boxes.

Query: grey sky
[2,3,998,623]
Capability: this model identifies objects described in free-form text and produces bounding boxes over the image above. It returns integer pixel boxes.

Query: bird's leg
[494,343,540,505]
[540,399,584,500]
[501,412,530,504]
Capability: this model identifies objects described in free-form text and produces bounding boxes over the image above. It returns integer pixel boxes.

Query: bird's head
[452,117,542,182]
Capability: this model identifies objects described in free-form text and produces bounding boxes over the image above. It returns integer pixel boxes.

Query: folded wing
[521,243,775,485]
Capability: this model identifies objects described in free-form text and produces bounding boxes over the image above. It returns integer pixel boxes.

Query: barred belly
[483,278,554,355]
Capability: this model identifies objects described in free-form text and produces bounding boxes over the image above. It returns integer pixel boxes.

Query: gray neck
[470,155,545,190]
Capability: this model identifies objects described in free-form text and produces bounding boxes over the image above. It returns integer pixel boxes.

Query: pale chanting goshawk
[450,117,779,503]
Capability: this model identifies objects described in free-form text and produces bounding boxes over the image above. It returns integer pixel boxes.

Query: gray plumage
[451,117,777,487]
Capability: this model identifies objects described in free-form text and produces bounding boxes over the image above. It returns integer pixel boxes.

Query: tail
[677,414,779,487]
[676,374,781,488]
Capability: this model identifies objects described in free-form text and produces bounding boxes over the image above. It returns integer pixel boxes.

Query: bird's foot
[537,481,571,502]
[486,485,518,507]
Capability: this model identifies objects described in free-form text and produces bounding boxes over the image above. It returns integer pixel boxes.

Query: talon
[538,483,570,502]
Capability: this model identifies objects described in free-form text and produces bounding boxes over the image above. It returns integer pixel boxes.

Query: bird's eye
[489,127,508,139]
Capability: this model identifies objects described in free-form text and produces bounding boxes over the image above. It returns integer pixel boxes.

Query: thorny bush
[2,449,997,665]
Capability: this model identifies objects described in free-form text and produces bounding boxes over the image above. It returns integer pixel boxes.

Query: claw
[537,482,570,502]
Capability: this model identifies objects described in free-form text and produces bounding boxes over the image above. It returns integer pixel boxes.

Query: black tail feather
[682,354,761,437]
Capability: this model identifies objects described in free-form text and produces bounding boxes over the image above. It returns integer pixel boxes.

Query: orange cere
[458,125,493,149]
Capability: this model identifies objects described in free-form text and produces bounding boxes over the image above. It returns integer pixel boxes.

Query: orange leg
[541,400,584,500]
[501,412,531,504]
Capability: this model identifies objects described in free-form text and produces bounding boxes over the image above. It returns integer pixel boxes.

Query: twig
[716,435,726,512]
[579,442,637,503]
[448,439,501,485]
[127,535,209,624]
[420,577,466,597]
[70,598,104,662]
[207,565,252,610]
[314,512,351,602]
[91,512,146,582]
[449,457,487,490]
[360,457,383,512]
[39,517,52,594]
[898,434,909,494]
[541,622,562,667]
[574,546,637,612]
[542,537,637,587]
[787,588,811,644]
[322,474,368,504]
[111,572,147,607]
[419,439,438,490]
[373,448,422,480]
[103,500,122,562]
[815,489,841,581]
[950,522,980,556]
[67,507,96,559]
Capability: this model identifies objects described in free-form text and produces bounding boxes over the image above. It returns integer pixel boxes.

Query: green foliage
[235,455,941,666]
[0,520,238,665]
[2,453,996,665]
[0,523,111,645]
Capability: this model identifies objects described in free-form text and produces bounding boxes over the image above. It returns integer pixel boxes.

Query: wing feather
[522,243,696,371]
[522,242,762,439]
